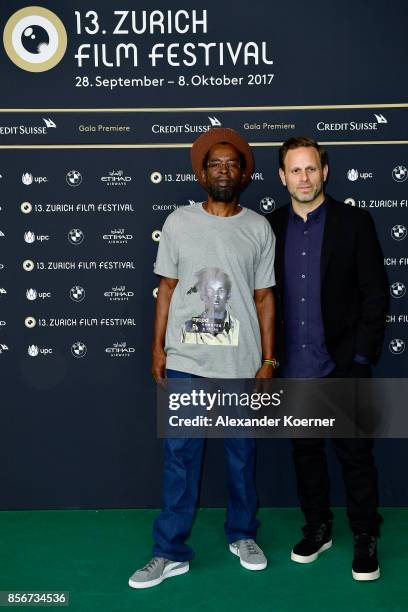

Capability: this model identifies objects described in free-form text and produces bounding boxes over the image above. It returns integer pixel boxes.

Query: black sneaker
[352,534,380,581]
[291,522,332,563]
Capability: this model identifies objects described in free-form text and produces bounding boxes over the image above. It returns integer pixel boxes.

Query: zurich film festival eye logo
[3,7,67,73]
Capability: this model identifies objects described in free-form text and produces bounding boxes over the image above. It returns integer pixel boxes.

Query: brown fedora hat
[191,127,254,190]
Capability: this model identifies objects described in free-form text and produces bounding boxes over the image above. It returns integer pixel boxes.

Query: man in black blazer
[267,136,388,581]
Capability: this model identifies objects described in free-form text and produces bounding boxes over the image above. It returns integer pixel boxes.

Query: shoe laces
[241,539,259,555]
[140,557,161,572]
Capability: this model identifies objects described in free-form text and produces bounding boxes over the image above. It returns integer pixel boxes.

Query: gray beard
[207,184,238,202]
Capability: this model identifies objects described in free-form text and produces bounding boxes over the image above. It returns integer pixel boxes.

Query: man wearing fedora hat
[128,128,277,588]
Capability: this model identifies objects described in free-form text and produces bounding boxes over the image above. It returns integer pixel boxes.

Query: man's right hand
[152,346,167,384]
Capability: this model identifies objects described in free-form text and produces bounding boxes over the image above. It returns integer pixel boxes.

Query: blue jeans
[152,369,259,561]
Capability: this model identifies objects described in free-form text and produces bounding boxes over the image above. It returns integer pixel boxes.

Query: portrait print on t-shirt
[181,267,240,345]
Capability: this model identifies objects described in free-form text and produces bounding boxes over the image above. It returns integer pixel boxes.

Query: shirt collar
[289,197,328,223]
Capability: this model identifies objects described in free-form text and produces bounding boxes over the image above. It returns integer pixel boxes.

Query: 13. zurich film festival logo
[3,7,67,72]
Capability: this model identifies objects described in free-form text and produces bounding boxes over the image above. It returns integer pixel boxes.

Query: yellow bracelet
[263,358,279,369]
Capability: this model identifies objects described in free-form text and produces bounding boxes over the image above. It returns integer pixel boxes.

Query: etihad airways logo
[152,116,222,134]
[102,228,133,244]
[105,341,136,357]
[100,170,132,186]
[104,285,134,301]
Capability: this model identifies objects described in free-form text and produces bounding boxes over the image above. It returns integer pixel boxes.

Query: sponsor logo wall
[0,0,407,508]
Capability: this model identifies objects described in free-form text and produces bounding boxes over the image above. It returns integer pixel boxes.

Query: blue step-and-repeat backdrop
[0,1,407,508]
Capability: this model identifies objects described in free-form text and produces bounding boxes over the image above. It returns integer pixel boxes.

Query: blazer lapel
[320,198,339,283]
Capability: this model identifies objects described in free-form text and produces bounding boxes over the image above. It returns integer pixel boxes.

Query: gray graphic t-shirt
[155,203,276,378]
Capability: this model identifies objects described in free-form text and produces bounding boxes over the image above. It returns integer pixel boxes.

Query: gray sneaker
[229,539,267,570]
[128,557,189,589]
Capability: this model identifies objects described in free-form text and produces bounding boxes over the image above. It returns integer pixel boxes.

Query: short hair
[279,136,328,170]
[203,142,246,172]
[194,267,231,297]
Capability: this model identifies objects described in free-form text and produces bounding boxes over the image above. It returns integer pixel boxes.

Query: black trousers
[291,362,381,536]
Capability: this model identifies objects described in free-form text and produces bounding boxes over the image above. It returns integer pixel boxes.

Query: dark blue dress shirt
[282,200,335,378]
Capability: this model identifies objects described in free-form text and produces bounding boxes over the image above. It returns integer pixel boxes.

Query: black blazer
[267,197,389,369]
